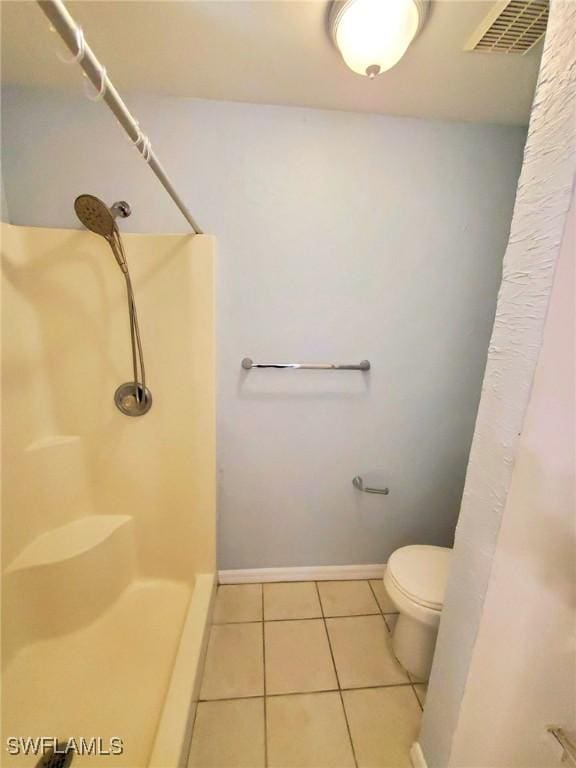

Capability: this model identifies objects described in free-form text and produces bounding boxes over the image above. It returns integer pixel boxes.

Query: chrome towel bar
[241,358,370,371]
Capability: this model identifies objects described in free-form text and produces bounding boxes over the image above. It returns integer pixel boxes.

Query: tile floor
[188,579,427,768]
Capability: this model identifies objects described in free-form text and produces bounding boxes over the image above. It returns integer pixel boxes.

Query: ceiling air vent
[464,0,549,54]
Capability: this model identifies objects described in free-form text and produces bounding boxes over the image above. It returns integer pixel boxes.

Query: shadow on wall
[237,366,372,400]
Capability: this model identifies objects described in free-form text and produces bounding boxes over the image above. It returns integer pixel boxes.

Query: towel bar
[241,358,370,371]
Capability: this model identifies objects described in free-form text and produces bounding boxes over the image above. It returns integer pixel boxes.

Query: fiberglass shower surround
[2,223,217,767]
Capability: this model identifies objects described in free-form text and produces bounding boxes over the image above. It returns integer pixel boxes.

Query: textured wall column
[418,2,576,765]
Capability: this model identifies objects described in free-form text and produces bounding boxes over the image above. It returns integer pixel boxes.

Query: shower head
[74,194,131,274]
[74,194,117,238]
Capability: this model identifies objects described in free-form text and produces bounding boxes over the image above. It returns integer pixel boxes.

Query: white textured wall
[1,89,525,568]
[419,2,576,764]
[449,188,575,768]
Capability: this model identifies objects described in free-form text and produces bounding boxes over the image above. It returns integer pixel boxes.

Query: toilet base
[391,612,439,681]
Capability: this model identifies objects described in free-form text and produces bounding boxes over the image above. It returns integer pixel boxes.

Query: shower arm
[37,0,203,234]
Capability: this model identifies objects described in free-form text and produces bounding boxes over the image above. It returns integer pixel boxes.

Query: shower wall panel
[1,224,216,652]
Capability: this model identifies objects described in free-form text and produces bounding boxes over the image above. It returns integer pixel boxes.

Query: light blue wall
[1,87,526,569]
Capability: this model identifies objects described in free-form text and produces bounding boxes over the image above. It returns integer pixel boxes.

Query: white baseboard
[218,563,386,584]
[410,742,428,768]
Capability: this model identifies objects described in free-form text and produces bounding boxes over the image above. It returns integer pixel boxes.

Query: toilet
[384,544,452,681]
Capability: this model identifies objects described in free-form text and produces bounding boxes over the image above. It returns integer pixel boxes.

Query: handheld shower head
[74,194,129,273]
[73,193,151,416]
[74,194,117,238]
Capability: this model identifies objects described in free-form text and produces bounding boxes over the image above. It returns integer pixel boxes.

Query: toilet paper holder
[352,476,389,495]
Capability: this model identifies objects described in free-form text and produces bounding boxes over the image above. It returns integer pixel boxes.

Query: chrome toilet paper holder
[352,476,389,495]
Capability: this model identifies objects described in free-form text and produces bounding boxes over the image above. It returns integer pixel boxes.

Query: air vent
[464,0,549,54]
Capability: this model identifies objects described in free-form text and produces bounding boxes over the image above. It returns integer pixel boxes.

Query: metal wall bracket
[114,382,153,417]
[352,476,389,495]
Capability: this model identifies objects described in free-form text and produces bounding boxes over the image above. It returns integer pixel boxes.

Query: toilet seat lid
[387,545,452,611]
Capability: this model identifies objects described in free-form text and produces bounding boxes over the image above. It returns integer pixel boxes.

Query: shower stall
[1,221,216,766]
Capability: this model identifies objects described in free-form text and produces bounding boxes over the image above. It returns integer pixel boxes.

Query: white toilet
[384,544,452,681]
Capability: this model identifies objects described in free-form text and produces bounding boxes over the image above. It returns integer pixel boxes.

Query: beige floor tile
[413,683,428,708]
[267,692,355,768]
[213,584,262,623]
[318,580,379,617]
[369,578,398,613]
[188,698,265,767]
[326,615,409,689]
[265,619,337,694]
[263,582,322,620]
[200,623,263,700]
[384,613,399,634]
[343,687,422,768]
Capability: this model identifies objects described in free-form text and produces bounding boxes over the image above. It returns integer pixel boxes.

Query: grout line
[319,611,383,620]
[367,578,382,614]
[185,696,201,764]
[269,682,413,696]
[412,683,424,712]
[186,609,216,760]
[338,681,413,693]
[314,581,338,690]
[212,619,263,626]
[212,611,398,626]
[261,584,268,768]
[265,614,324,621]
[367,581,415,699]
[367,580,426,713]
[268,686,339,697]
[199,693,264,703]
[315,581,359,768]
[199,682,416,704]
[367,579,400,635]
[383,612,401,633]
[408,673,426,712]
[367,579,389,624]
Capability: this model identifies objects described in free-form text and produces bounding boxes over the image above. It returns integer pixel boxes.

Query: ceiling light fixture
[330,0,429,78]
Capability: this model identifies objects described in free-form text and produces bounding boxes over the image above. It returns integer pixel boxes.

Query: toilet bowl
[384,544,451,681]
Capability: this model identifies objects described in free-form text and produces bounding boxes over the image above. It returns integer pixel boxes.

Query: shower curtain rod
[37,0,203,235]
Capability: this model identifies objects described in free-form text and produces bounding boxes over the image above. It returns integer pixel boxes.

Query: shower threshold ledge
[5,514,132,572]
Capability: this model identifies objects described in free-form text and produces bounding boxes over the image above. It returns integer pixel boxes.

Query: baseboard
[218,563,386,584]
[410,742,428,768]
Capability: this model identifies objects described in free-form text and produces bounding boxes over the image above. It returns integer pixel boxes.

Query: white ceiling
[1,0,543,125]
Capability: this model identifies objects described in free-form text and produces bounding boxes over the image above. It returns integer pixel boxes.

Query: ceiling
[1,0,543,125]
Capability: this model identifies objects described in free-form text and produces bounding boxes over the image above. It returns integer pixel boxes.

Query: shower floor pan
[3,575,215,768]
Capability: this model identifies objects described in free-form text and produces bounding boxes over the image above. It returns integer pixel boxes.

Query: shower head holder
[111,201,131,219]
[114,382,153,417]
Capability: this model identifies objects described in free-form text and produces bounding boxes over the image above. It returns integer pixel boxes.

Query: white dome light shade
[331,0,427,77]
